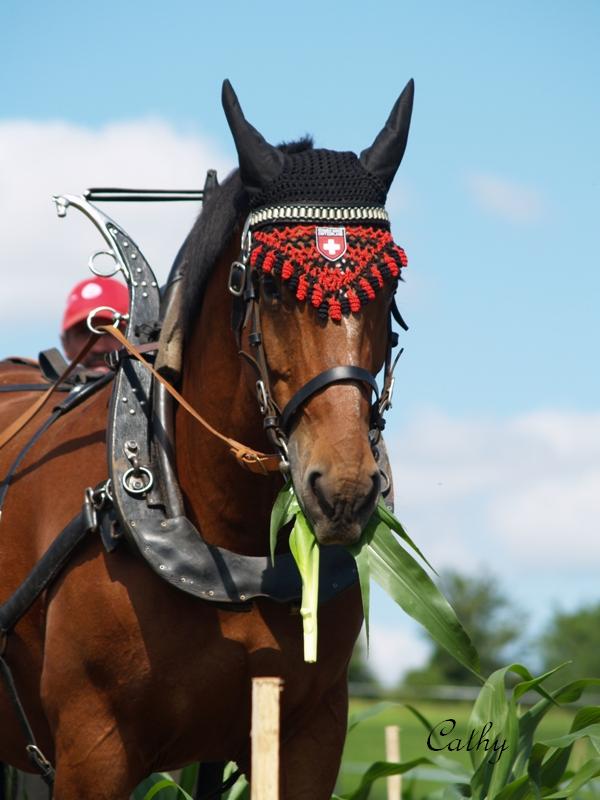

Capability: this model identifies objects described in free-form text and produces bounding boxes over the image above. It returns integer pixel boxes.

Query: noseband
[229,204,408,471]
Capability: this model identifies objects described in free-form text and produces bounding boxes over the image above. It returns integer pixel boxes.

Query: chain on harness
[228,204,409,473]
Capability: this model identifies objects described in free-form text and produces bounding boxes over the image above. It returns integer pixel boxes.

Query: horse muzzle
[289,440,381,546]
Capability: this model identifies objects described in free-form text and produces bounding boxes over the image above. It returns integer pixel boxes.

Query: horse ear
[222,80,286,196]
[359,79,414,194]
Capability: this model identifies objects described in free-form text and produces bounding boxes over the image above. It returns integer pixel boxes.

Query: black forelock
[276,136,314,154]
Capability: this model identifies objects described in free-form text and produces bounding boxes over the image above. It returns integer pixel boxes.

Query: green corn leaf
[347,701,398,734]
[366,520,481,677]
[225,771,249,800]
[512,661,569,701]
[526,738,573,793]
[493,774,533,800]
[542,757,600,798]
[142,778,194,800]
[350,525,372,651]
[514,677,600,777]
[289,512,320,662]
[572,707,600,755]
[468,665,520,799]
[271,484,481,674]
[269,481,299,564]
[374,499,437,574]
[402,707,475,781]
[527,741,550,787]
[340,757,433,800]
[539,745,573,792]
[440,787,471,800]
[420,787,468,800]
[419,753,473,782]
[553,678,600,705]
[134,774,184,800]
[540,723,600,751]
[572,706,600,731]
[178,764,199,795]
[404,703,443,745]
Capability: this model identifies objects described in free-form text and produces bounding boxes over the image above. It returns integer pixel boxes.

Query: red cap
[62,277,129,333]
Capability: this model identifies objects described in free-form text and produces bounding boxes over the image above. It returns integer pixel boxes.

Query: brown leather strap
[119,341,160,355]
[0,335,100,451]
[100,326,280,475]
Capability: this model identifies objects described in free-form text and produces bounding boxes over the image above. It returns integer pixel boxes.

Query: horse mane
[181,136,314,338]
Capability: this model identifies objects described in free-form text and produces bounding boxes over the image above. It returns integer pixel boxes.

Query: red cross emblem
[315,226,347,261]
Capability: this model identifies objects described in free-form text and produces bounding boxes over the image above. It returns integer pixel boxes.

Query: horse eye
[261,273,280,302]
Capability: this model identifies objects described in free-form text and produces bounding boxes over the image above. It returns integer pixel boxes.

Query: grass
[336,697,585,799]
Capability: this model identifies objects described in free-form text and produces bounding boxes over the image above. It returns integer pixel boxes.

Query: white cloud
[363,405,600,685]
[389,409,600,573]
[490,468,600,565]
[368,623,431,688]
[466,172,544,223]
[0,118,233,328]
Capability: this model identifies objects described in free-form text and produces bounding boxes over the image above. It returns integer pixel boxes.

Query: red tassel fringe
[250,224,407,320]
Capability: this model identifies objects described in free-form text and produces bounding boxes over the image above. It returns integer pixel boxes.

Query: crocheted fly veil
[222,79,414,320]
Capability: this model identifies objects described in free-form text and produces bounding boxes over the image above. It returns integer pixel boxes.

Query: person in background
[61,277,129,372]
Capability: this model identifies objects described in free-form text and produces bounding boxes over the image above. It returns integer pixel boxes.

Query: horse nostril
[307,469,380,521]
[356,470,381,516]
[308,470,334,518]
[308,470,321,494]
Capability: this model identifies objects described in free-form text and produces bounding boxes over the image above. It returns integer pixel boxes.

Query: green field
[335,697,587,799]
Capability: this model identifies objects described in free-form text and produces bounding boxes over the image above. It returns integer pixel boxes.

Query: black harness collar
[50,191,359,606]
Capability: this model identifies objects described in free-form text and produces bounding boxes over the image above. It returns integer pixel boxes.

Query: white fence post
[251,676,283,800]
[385,724,401,800]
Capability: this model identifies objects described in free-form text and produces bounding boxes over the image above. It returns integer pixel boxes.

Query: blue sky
[1,1,599,682]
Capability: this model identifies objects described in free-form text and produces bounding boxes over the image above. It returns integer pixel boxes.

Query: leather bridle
[228,207,407,473]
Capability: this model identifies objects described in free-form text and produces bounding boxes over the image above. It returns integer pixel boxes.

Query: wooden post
[385,724,401,800]
[251,677,283,800]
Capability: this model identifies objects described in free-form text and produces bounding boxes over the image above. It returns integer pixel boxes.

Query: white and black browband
[247,204,390,227]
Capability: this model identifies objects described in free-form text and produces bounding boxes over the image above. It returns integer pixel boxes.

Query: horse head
[221,81,414,547]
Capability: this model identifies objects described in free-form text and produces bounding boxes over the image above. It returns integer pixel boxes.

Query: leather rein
[0,208,406,478]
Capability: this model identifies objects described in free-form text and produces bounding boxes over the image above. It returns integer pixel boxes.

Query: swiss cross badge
[315,226,347,261]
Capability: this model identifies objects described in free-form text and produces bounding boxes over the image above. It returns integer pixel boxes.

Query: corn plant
[133,761,248,799]
[334,666,600,799]
[270,482,480,675]
[128,665,600,798]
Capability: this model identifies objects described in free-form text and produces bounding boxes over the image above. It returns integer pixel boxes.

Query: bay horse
[0,79,414,799]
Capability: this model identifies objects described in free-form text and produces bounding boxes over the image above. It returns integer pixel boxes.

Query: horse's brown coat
[0,227,395,797]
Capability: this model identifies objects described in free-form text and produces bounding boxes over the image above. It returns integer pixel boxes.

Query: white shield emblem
[315,226,347,261]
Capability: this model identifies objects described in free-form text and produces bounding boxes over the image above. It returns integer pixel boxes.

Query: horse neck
[175,238,281,555]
